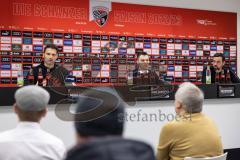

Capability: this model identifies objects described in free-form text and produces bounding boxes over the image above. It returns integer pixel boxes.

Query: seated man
[25,44,69,86]
[65,88,155,160]
[202,53,240,83]
[157,82,223,160]
[132,52,165,85]
[0,85,66,160]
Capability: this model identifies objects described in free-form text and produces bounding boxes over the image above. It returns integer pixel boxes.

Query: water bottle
[206,66,211,84]
[220,70,225,83]
[215,72,220,84]
[127,70,133,85]
[28,68,34,84]
[226,69,231,83]
[38,68,43,86]
[17,71,24,86]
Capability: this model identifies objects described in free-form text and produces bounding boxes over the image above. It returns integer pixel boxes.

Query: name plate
[150,85,170,99]
[217,84,235,98]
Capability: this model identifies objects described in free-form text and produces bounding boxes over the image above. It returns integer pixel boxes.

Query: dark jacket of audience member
[65,137,155,160]
[64,88,156,160]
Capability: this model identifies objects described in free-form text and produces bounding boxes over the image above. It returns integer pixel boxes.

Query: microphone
[37,68,43,86]
[27,68,34,85]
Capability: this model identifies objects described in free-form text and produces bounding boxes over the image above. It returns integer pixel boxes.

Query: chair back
[184,153,227,160]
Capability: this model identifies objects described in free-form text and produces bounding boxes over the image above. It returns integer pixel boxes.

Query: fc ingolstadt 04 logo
[92,6,109,27]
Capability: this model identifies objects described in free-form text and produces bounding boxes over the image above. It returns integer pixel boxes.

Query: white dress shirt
[0,122,66,160]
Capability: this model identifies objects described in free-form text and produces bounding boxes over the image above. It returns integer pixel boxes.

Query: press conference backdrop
[0,0,237,86]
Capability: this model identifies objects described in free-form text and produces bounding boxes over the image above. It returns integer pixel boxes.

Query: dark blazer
[24,61,69,86]
[202,66,240,84]
[132,68,166,85]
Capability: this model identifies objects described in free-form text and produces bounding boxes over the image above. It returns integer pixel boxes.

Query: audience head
[174,82,204,114]
[74,88,125,143]
[14,85,50,122]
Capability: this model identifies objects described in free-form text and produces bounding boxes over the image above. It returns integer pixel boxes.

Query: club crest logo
[92,6,109,27]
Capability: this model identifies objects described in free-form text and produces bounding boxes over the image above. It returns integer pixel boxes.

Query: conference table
[1,83,240,106]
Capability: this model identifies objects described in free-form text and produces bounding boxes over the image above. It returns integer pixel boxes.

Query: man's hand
[42,79,47,86]
[35,80,47,86]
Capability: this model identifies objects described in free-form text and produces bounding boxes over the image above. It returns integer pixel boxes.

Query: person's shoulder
[162,117,189,129]
[133,68,138,73]
[160,117,194,137]
[37,130,66,157]
[55,64,69,74]
[0,129,16,142]
[66,137,155,160]
[225,67,235,73]
[159,121,177,138]
[201,114,217,124]
[132,68,139,76]
[42,131,64,143]
[39,130,65,147]
[161,120,179,131]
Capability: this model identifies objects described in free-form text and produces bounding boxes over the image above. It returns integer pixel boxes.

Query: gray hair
[175,82,204,113]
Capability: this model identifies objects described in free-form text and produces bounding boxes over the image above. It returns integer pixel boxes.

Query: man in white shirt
[0,85,66,160]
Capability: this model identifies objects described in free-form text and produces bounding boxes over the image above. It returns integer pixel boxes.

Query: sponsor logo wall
[0,0,237,85]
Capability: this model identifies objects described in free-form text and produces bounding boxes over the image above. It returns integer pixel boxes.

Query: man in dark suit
[132,52,165,85]
[202,53,240,84]
[25,44,69,86]
[64,89,156,160]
